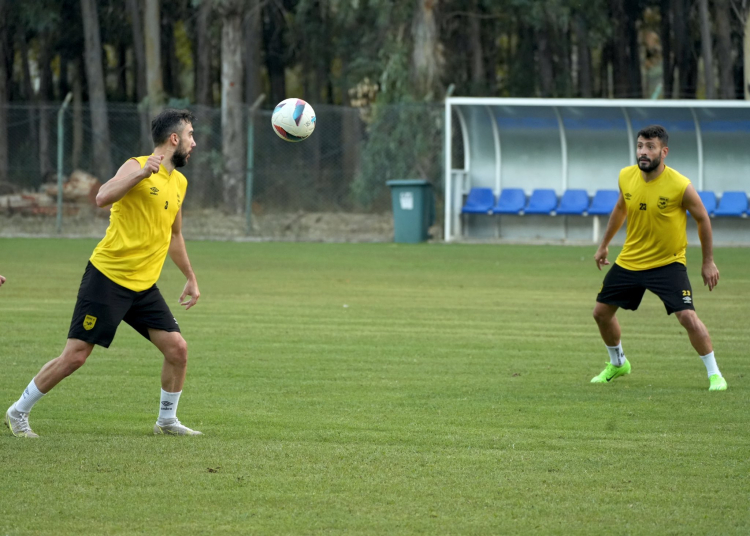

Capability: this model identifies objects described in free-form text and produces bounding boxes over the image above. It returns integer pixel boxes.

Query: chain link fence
[0,102,444,241]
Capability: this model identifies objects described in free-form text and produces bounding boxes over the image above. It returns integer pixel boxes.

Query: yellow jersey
[615,165,690,271]
[90,156,187,291]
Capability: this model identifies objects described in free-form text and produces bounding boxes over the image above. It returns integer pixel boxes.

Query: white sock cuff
[158,389,182,422]
[700,351,720,378]
[605,343,625,366]
[15,379,46,414]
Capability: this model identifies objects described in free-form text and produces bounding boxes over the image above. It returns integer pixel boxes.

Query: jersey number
[639,203,647,210]
[164,201,169,210]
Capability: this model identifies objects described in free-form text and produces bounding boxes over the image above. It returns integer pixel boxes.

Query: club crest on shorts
[83,314,97,330]
[658,196,668,210]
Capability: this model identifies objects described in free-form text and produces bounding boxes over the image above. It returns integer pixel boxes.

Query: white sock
[606,343,626,367]
[13,379,46,414]
[700,351,721,378]
[158,389,181,424]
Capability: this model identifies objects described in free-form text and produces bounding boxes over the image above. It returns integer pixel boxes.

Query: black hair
[151,108,195,146]
[636,125,668,147]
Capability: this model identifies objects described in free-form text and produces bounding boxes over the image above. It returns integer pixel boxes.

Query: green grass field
[0,238,748,535]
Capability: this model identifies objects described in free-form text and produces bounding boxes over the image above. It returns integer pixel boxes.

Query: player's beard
[638,155,661,172]
[172,144,190,168]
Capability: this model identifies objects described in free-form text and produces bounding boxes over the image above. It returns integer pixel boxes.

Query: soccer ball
[271,98,316,142]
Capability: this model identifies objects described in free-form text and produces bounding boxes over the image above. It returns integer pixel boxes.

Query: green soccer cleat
[708,374,727,392]
[590,359,631,383]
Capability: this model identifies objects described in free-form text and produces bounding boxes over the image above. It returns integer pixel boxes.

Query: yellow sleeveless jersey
[615,165,690,271]
[89,155,187,291]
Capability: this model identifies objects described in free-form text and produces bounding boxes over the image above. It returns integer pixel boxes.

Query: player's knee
[592,306,611,325]
[166,336,188,366]
[676,310,700,331]
[62,347,90,371]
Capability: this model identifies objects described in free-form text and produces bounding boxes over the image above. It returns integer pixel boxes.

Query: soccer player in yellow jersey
[5,109,204,437]
[590,125,726,391]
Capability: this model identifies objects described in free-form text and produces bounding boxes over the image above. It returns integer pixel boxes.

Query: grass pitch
[0,238,748,535]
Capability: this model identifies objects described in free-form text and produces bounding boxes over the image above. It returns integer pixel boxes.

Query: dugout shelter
[444,98,750,245]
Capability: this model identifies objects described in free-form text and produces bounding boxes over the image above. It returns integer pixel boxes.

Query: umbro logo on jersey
[150,187,160,195]
[624,193,632,200]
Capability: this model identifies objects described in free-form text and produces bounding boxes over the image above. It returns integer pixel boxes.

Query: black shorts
[596,262,695,315]
[68,262,180,347]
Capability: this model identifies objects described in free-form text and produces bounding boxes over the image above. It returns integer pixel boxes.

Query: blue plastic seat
[698,191,717,215]
[492,188,526,214]
[461,188,495,214]
[587,189,619,215]
[688,191,717,217]
[714,191,748,217]
[556,189,590,215]
[524,189,558,215]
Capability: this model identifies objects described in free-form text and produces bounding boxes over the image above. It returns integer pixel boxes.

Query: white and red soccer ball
[271,98,316,142]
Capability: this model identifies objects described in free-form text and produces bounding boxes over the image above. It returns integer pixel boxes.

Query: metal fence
[0,102,444,241]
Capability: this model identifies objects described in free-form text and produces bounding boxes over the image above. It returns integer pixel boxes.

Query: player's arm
[0,274,6,287]
[594,190,627,270]
[683,184,719,291]
[169,208,200,310]
[95,155,163,207]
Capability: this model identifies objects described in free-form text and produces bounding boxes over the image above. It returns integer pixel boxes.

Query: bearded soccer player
[591,125,727,391]
[5,109,204,437]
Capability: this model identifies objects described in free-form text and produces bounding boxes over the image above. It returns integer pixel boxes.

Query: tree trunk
[673,0,694,98]
[59,56,70,100]
[38,33,54,180]
[411,0,443,99]
[573,12,593,98]
[190,0,213,208]
[243,0,263,105]
[537,23,555,97]
[144,0,164,110]
[195,0,212,106]
[162,9,180,98]
[18,29,40,176]
[468,0,485,95]
[81,0,113,181]
[510,21,535,97]
[126,0,151,152]
[610,0,630,98]
[71,59,84,170]
[698,0,715,99]
[625,2,642,98]
[264,1,286,105]
[221,4,244,214]
[714,0,735,99]
[0,0,8,185]
[127,0,148,101]
[660,0,673,98]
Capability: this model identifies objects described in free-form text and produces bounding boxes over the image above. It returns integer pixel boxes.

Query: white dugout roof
[443,98,750,241]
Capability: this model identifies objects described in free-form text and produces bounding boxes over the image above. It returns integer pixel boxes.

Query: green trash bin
[386,179,435,243]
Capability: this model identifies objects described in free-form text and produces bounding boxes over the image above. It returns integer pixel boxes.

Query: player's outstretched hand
[179,278,200,310]
[142,154,164,179]
[594,246,610,271]
[702,261,719,291]
[0,274,6,287]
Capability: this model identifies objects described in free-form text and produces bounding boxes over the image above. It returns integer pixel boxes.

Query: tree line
[1,0,749,205]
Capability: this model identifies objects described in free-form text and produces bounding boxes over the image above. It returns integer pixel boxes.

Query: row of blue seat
[462,188,749,217]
